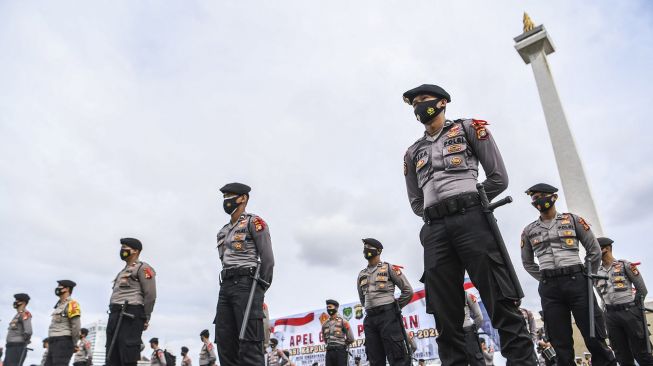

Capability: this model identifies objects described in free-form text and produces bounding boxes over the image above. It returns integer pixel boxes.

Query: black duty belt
[365,303,396,316]
[221,266,256,280]
[541,264,584,279]
[48,336,72,342]
[423,192,481,222]
[326,344,346,351]
[463,324,478,333]
[605,302,637,312]
[109,303,144,312]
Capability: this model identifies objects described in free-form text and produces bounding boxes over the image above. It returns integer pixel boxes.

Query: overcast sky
[1,0,652,363]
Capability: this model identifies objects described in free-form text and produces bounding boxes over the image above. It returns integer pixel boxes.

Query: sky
[1,0,652,364]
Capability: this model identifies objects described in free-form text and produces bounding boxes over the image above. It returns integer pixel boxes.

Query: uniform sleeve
[71,315,81,344]
[250,216,275,287]
[573,215,601,274]
[521,230,541,281]
[463,120,508,201]
[527,311,537,341]
[208,343,217,364]
[357,274,365,307]
[404,150,424,217]
[344,320,355,345]
[22,313,33,342]
[389,265,414,308]
[467,293,483,329]
[139,263,157,321]
[625,261,648,299]
[279,349,289,362]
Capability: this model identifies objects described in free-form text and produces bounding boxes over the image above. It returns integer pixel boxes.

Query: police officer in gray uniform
[357,238,413,366]
[402,84,536,365]
[322,300,355,366]
[199,329,217,366]
[215,182,274,366]
[47,280,81,366]
[596,237,653,366]
[4,293,32,366]
[463,291,484,366]
[521,183,615,366]
[107,237,157,366]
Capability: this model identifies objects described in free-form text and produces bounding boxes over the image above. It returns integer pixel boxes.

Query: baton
[17,346,32,366]
[106,301,136,363]
[239,262,270,341]
[585,259,608,338]
[640,295,652,353]
[477,183,524,298]
[394,301,412,356]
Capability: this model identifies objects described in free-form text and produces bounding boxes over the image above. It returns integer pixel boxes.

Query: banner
[270,278,500,365]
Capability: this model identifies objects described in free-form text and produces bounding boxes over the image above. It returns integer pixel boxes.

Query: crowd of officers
[3,84,652,366]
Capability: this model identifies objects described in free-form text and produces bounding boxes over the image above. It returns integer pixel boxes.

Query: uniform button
[571,276,576,280]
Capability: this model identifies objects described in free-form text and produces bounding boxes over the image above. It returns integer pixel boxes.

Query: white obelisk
[514,14,603,235]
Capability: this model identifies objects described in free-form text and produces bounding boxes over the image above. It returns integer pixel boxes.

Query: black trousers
[538,274,615,366]
[363,307,411,366]
[4,342,27,366]
[45,336,75,366]
[463,327,485,366]
[106,304,145,366]
[214,276,265,366]
[325,346,348,366]
[605,307,653,366]
[419,206,536,366]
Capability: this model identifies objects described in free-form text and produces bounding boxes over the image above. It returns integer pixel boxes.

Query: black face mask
[364,248,379,260]
[13,301,20,309]
[531,195,557,212]
[414,99,444,124]
[120,249,131,261]
[55,288,64,296]
[223,197,240,215]
[327,308,337,316]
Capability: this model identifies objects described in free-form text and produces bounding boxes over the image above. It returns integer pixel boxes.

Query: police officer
[149,338,166,366]
[266,338,289,366]
[215,182,274,366]
[518,306,537,343]
[357,238,413,366]
[402,84,536,365]
[199,330,216,366]
[46,280,81,366]
[596,237,653,365]
[4,293,32,366]
[180,347,191,366]
[463,291,484,366]
[73,328,92,366]
[107,237,157,366]
[40,339,49,366]
[521,183,615,365]
[322,300,355,366]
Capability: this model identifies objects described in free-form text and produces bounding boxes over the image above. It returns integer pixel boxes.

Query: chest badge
[450,157,462,166]
[416,159,426,170]
[233,242,244,250]
[565,238,574,246]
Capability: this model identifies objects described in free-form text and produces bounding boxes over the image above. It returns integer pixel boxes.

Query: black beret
[525,183,558,195]
[598,237,614,247]
[81,328,89,335]
[149,337,159,344]
[14,293,30,302]
[326,299,339,307]
[181,347,189,353]
[200,329,210,338]
[57,280,76,289]
[219,182,251,195]
[43,338,49,343]
[362,238,383,250]
[403,84,451,104]
[120,237,143,251]
[270,338,279,346]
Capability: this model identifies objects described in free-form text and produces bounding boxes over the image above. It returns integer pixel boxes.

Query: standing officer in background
[148,339,166,366]
[521,183,615,365]
[518,305,538,343]
[199,330,217,366]
[73,328,92,366]
[107,237,157,366]
[463,291,484,366]
[46,280,81,366]
[266,339,289,366]
[215,182,274,366]
[357,238,413,366]
[180,347,191,366]
[596,237,653,365]
[322,300,355,366]
[4,293,32,366]
[402,84,536,365]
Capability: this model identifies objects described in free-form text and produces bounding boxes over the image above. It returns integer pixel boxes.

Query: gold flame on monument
[523,12,535,33]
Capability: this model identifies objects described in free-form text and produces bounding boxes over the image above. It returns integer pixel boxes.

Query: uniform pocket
[122,340,142,363]
[487,252,519,300]
[387,332,407,360]
[415,157,431,188]
[558,230,579,250]
[443,154,469,171]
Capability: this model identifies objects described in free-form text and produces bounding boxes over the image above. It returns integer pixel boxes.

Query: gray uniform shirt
[597,259,648,305]
[6,310,33,343]
[217,212,275,285]
[198,342,216,366]
[404,119,508,216]
[463,292,483,328]
[48,298,81,342]
[321,315,355,347]
[357,262,414,310]
[520,308,537,342]
[521,212,601,281]
[73,339,92,364]
[151,348,166,366]
[267,348,289,366]
[110,260,157,320]
[40,349,48,366]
